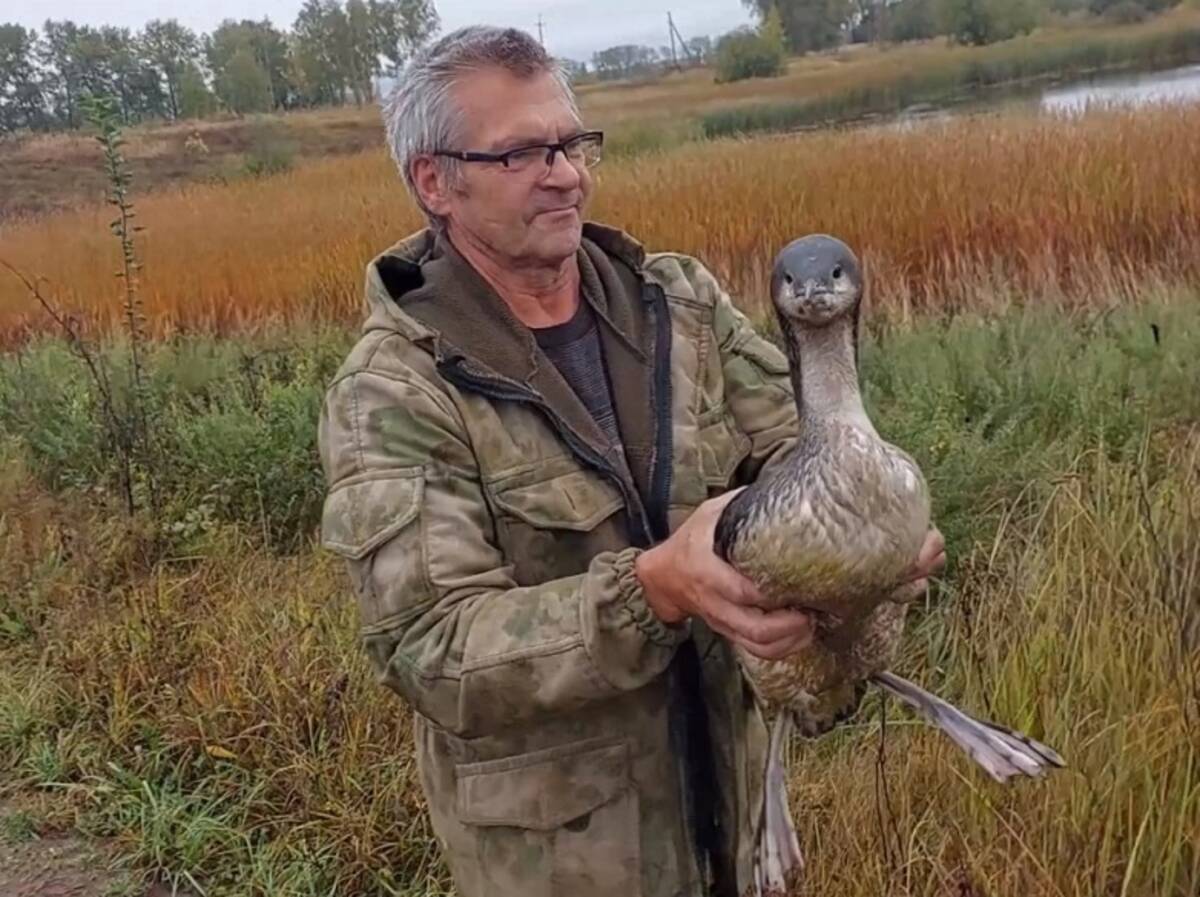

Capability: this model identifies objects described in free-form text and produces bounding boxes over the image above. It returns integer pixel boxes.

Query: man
[318,25,943,897]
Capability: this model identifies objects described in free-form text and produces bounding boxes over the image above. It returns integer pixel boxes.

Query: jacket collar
[361,221,670,543]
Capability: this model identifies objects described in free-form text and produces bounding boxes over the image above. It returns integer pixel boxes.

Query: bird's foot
[871,670,1065,782]
[753,714,804,896]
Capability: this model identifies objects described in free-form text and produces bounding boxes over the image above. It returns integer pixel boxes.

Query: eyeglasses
[434,130,604,174]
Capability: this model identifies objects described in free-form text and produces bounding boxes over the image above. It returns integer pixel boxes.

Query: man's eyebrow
[487,130,585,151]
[486,135,547,151]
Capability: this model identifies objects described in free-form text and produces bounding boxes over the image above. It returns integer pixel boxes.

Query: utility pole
[667,12,693,69]
[667,12,678,70]
[536,14,545,47]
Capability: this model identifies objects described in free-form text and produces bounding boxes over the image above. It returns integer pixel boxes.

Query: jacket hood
[360,221,649,342]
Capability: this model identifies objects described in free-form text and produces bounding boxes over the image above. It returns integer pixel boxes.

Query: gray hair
[382,26,580,229]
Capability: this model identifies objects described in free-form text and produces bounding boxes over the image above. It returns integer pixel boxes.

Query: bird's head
[770,235,863,329]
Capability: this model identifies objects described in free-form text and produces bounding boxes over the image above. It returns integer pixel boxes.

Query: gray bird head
[770,234,863,328]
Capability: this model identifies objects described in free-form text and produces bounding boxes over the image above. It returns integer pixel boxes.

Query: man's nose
[541,147,582,189]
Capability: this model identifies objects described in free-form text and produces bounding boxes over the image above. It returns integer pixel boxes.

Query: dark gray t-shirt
[532,298,623,450]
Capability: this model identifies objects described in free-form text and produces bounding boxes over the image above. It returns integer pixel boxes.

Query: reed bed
[2,102,1199,346]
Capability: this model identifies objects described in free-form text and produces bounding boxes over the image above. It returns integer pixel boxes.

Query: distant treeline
[745,0,1187,53]
[0,0,437,135]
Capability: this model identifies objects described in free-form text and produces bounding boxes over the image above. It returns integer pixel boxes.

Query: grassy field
[1,295,1198,895]
[2,21,1200,894]
[2,102,1199,347]
[2,7,1199,221]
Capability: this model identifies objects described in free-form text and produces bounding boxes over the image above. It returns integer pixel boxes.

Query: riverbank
[697,8,1200,137]
[3,8,1200,221]
[1,294,1197,895]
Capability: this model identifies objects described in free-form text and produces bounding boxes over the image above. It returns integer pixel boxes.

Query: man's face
[424,68,594,267]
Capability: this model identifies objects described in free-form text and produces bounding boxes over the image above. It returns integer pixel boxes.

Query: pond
[1039,63,1200,113]
[887,61,1200,130]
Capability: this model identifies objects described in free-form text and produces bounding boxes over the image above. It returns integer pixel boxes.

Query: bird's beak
[803,280,817,301]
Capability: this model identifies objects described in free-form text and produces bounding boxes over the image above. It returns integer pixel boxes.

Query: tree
[40,19,85,128]
[207,19,293,111]
[743,0,853,54]
[370,0,438,77]
[141,19,199,120]
[292,0,351,105]
[177,60,217,118]
[714,14,787,83]
[938,0,1038,45]
[685,35,714,64]
[0,24,46,133]
[884,0,941,42]
[590,44,660,80]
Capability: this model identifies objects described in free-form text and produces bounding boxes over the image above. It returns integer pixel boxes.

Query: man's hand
[890,526,947,604]
[635,490,814,660]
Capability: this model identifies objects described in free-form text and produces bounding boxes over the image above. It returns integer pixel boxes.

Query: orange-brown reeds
[2,102,1199,345]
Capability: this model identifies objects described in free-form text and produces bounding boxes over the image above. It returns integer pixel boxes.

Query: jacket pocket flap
[456,739,629,830]
[736,334,791,376]
[491,470,623,531]
[321,471,423,560]
[699,411,752,487]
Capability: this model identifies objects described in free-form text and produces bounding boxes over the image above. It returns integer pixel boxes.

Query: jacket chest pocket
[488,469,629,586]
[698,405,751,495]
[455,738,641,897]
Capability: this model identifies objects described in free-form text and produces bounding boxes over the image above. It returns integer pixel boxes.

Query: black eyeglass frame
[433,130,605,170]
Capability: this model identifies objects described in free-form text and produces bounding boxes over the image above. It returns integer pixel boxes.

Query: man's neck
[447,226,580,328]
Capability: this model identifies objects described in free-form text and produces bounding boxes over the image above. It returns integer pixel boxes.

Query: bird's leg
[870,671,1065,782]
[756,712,804,896]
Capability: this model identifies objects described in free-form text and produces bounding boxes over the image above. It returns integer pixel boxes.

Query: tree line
[745,0,1184,55]
[0,0,437,135]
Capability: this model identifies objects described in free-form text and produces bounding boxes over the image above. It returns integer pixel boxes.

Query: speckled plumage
[718,417,930,711]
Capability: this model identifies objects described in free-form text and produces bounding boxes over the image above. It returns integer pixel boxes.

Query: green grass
[0,293,1197,894]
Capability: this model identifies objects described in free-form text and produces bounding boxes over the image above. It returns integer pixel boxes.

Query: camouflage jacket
[318,222,799,897]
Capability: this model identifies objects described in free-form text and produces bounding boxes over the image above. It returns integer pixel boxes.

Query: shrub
[714,11,787,84]
[886,0,942,42]
[1104,0,1151,22]
[938,0,1040,45]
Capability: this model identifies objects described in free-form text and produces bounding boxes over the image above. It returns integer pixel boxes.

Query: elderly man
[319,25,939,897]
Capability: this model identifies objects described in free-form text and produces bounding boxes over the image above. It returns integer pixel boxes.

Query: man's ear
[411,156,452,218]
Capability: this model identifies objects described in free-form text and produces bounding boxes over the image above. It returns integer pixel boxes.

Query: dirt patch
[0,804,193,897]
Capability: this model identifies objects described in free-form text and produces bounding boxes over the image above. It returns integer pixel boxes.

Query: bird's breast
[728,426,930,618]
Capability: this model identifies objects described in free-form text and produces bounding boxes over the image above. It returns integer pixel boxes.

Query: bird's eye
[832,265,844,280]
[783,273,794,285]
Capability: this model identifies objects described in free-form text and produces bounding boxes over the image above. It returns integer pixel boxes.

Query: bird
[713,234,1065,895]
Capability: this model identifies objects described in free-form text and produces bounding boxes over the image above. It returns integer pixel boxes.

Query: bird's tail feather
[870,670,1065,782]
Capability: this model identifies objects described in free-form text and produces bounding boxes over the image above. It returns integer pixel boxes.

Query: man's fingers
[692,554,766,608]
[905,529,947,582]
[710,601,812,646]
[889,578,927,604]
[735,627,814,661]
[918,529,946,568]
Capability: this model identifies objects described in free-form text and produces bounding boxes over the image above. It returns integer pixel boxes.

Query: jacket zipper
[439,359,658,549]
[644,282,675,543]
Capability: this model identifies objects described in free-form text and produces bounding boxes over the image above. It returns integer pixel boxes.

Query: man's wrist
[634,548,688,626]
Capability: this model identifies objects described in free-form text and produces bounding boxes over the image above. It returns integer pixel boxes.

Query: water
[887,63,1200,131]
[1039,63,1200,113]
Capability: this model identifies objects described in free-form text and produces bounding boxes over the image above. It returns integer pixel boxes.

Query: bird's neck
[781,316,874,434]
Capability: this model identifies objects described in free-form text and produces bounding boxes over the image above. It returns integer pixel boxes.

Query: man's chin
[528,212,583,260]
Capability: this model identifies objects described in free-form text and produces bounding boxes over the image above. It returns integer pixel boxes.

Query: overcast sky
[6,0,755,63]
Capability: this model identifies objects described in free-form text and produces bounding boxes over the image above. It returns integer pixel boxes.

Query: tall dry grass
[2,103,1199,345]
[1,422,1195,895]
